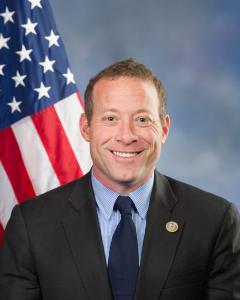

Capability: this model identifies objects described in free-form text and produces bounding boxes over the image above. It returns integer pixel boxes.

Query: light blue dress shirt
[91,171,154,265]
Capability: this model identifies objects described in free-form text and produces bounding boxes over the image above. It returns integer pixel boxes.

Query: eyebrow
[101,109,152,114]
[101,109,119,113]
[134,109,152,115]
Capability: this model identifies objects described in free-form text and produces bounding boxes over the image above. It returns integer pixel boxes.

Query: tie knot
[115,196,132,215]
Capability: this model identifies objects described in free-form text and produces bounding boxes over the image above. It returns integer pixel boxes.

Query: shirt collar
[91,170,154,221]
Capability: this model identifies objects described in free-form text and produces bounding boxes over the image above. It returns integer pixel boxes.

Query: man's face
[80,77,170,192]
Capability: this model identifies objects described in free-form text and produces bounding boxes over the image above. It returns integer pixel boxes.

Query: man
[0,58,239,300]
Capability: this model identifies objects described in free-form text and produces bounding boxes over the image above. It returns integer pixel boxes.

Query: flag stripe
[0,223,4,246]
[31,105,84,185]
[77,91,85,108]
[12,117,60,195]
[0,162,18,227]
[54,93,92,174]
[0,128,36,202]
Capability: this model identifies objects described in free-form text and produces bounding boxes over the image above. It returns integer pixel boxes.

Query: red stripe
[0,222,4,246]
[31,105,83,185]
[77,91,85,109]
[0,128,36,202]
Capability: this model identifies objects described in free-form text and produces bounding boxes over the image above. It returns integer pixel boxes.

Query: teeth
[112,151,138,158]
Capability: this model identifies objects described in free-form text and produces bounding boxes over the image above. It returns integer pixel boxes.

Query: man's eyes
[107,116,114,121]
[138,117,147,122]
[102,115,152,125]
[103,115,118,122]
[136,116,152,124]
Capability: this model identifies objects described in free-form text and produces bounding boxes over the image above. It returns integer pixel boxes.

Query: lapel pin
[166,221,178,233]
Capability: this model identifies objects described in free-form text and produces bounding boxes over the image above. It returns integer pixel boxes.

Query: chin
[113,173,141,185]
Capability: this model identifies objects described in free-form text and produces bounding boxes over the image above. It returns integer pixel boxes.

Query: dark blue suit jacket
[0,171,240,299]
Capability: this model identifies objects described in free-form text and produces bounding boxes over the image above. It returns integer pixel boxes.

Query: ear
[80,113,90,142]
[161,114,170,144]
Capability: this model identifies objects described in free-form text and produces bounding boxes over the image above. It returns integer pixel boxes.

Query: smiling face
[80,77,170,193]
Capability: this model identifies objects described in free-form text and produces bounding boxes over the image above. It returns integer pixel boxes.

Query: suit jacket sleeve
[206,203,240,300]
[0,205,41,300]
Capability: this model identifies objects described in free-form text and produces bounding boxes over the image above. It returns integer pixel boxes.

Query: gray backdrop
[51,0,240,209]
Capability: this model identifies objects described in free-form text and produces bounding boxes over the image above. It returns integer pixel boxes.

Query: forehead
[92,77,159,110]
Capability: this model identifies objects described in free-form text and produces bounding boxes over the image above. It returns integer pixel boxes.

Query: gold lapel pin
[166,221,178,233]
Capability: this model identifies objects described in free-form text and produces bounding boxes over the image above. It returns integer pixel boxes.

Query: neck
[92,169,154,194]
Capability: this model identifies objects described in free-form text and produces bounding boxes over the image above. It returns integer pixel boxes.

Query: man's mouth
[111,151,141,158]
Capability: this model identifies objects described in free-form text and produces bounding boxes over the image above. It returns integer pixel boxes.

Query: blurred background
[51,0,240,209]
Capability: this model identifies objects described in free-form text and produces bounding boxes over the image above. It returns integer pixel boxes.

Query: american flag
[0,0,92,244]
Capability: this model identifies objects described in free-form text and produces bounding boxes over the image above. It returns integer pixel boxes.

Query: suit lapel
[135,172,185,300]
[61,173,112,300]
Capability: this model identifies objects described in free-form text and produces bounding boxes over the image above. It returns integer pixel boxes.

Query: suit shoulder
[17,173,90,220]
[161,173,231,212]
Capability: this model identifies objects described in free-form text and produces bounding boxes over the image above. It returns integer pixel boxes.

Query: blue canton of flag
[0,0,77,130]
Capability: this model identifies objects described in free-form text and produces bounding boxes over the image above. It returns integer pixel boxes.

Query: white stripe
[12,117,60,195]
[54,93,92,174]
[0,162,18,228]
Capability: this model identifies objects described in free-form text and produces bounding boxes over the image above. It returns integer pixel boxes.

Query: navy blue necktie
[108,196,139,300]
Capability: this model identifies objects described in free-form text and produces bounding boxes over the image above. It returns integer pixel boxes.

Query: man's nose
[115,120,138,144]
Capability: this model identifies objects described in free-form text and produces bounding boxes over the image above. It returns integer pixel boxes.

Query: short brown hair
[84,58,167,124]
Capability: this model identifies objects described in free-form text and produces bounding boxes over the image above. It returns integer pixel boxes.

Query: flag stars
[0,7,15,24]
[12,71,27,87]
[34,82,51,100]
[28,0,42,9]
[0,64,5,76]
[16,45,32,62]
[39,56,55,73]
[45,30,60,48]
[7,97,22,113]
[21,18,38,36]
[63,68,75,85]
[0,33,10,50]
